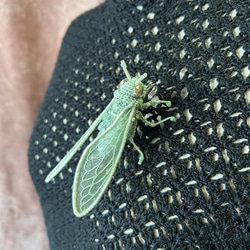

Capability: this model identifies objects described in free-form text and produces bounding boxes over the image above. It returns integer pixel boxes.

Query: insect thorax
[113,77,141,112]
[97,78,140,134]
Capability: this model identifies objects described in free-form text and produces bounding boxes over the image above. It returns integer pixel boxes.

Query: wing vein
[72,105,136,216]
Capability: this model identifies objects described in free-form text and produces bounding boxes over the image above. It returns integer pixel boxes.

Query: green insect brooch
[45,60,176,217]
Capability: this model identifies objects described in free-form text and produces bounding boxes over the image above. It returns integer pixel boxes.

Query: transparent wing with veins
[72,105,135,217]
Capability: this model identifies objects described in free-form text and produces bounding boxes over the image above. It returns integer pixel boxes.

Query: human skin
[0,1,105,249]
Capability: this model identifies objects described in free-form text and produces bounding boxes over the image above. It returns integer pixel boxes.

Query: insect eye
[117,78,128,89]
[134,84,144,97]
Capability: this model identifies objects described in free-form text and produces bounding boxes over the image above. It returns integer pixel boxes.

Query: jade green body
[45,60,176,217]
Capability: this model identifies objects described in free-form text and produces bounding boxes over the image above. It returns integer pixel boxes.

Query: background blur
[0,0,104,249]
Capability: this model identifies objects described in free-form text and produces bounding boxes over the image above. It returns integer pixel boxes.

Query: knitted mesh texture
[28,0,250,249]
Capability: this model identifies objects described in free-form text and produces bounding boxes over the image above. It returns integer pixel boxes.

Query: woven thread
[29,0,250,249]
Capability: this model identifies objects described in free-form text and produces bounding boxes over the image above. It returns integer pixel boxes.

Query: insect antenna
[135,73,147,85]
[121,60,131,79]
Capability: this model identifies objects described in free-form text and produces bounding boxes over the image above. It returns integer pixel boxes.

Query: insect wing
[44,99,115,183]
[72,105,135,217]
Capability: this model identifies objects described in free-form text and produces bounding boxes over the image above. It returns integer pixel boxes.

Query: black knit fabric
[28,0,250,249]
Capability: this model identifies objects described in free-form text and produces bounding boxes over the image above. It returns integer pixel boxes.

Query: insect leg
[141,100,172,110]
[128,115,145,165]
[129,137,145,165]
[136,111,176,127]
[151,100,172,107]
